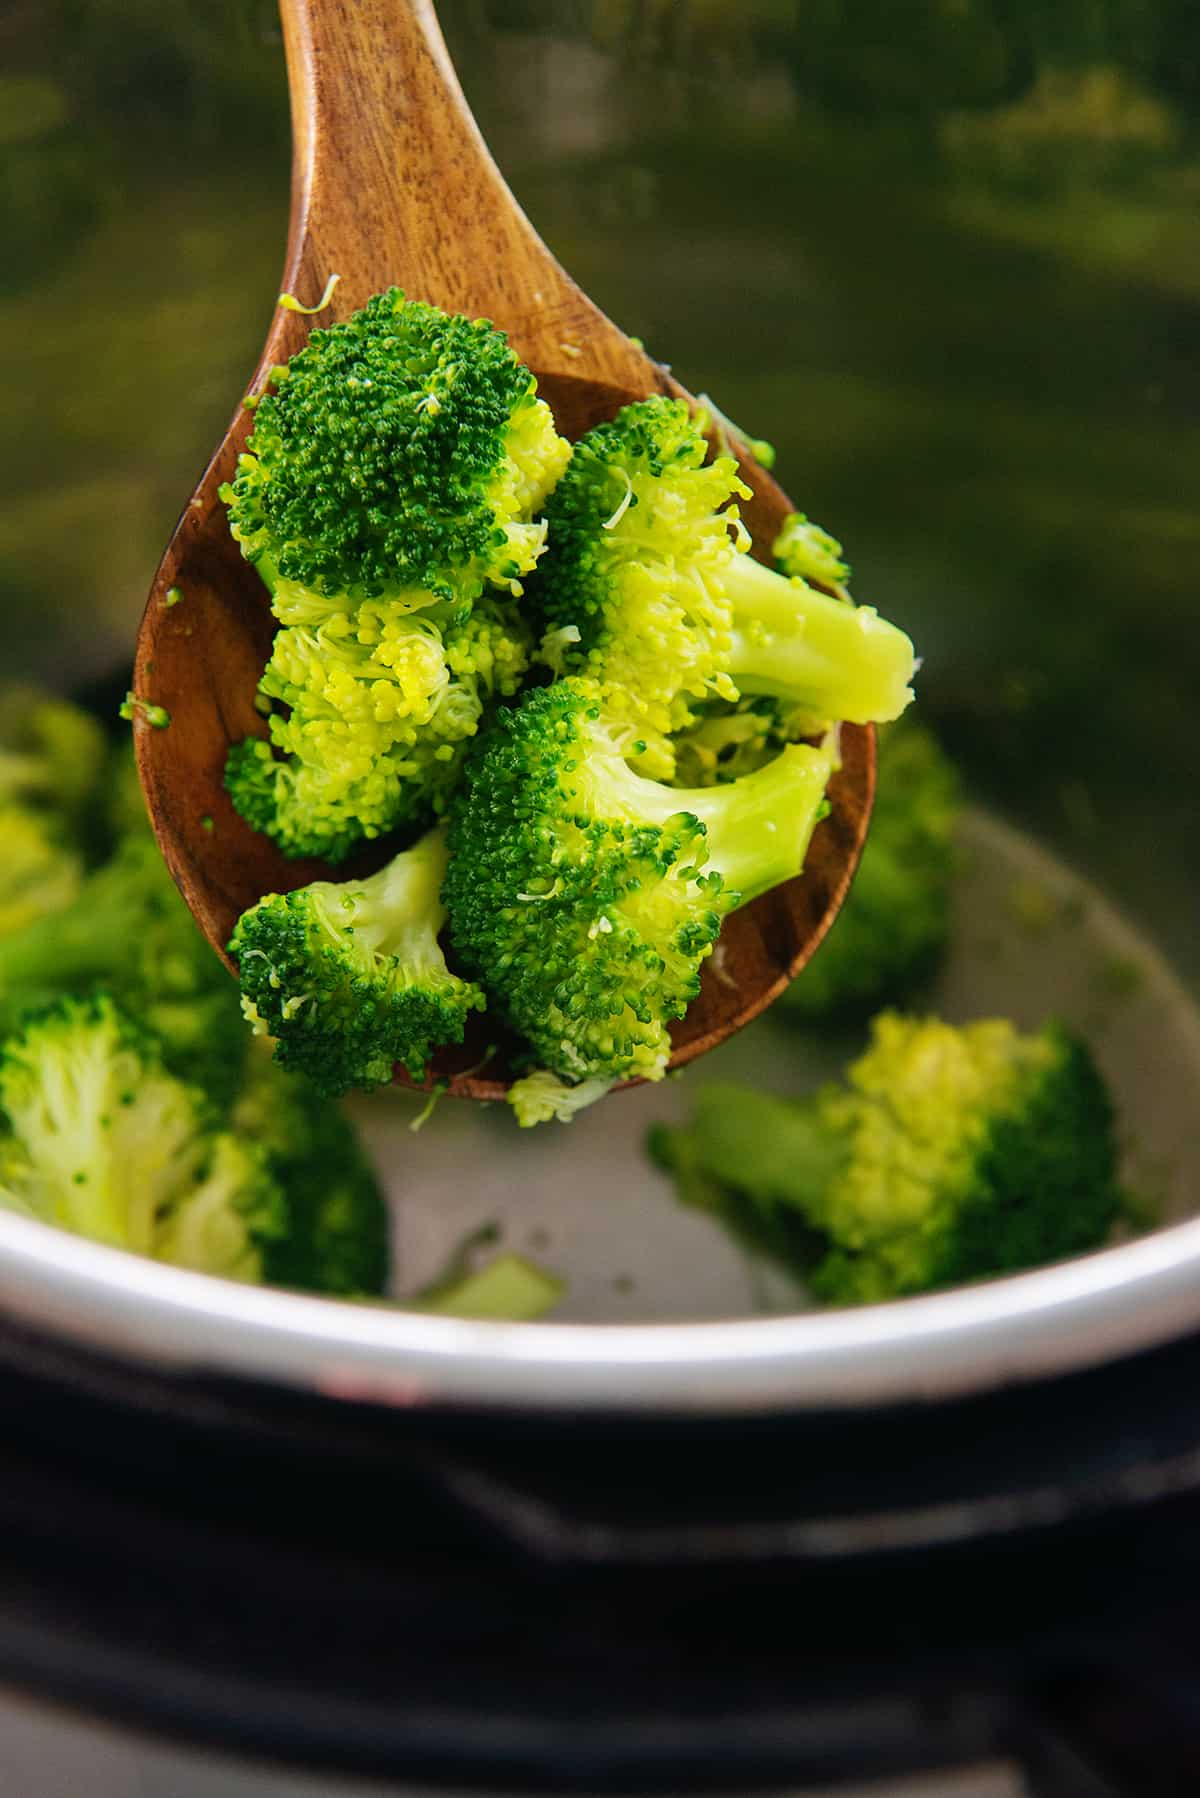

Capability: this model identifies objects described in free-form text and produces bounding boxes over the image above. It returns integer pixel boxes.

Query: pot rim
[1,1206,1200,1412]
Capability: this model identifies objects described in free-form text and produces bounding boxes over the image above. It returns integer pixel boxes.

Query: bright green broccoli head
[0,994,284,1281]
[0,833,248,1111]
[230,824,485,1098]
[531,397,915,778]
[232,1045,389,1295]
[444,678,834,1106]
[782,717,961,1022]
[532,396,746,775]
[654,1013,1123,1304]
[227,596,533,862]
[222,288,570,608]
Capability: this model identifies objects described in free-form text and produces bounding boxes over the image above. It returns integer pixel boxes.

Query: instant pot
[3,2,1200,1791]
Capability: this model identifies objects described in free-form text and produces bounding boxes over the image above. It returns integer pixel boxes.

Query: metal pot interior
[3,0,1199,1410]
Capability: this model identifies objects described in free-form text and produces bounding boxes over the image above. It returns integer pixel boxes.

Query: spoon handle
[268,0,644,390]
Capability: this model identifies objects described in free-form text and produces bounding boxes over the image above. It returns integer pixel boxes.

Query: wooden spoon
[132,0,875,1103]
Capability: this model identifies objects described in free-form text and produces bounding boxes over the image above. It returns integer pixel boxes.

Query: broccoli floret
[0,834,248,1110]
[651,1014,1124,1304]
[221,289,569,863]
[0,995,285,1281]
[0,685,109,842]
[230,823,485,1098]
[531,397,914,776]
[772,510,852,593]
[444,678,835,1115]
[0,806,85,938]
[231,1045,389,1295]
[0,689,110,931]
[781,717,961,1021]
[222,288,570,610]
[227,595,532,861]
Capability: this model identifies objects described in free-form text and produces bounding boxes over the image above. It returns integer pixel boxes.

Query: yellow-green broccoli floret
[230,824,485,1098]
[530,397,914,777]
[0,834,249,1110]
[0,995,285,1282]
[227,596,532,862]
[782,717,961,1021]
[222,288,570,610]
[651,1013,1124,1304]
[444,678,835,1120]
[772,510,852,594]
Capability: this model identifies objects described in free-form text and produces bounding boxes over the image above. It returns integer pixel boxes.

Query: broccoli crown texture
[227,596,532,861]
[783,717,961,1021]
[230,824,485,1098]
[772,510,851,592]
[0,995,285,1281]
[231,1046,389,1295]
[532,395,747,774]
[0,833,248,1110]
[444,678,834,1097]
[531,397,914,777]
[222,288,570,607]
[652,1013,1123,1304]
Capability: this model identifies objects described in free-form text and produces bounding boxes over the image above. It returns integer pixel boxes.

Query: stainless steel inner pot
[4,0,1199,1415]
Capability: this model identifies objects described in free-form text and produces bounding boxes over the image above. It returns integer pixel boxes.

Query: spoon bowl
[133,0,875,1102]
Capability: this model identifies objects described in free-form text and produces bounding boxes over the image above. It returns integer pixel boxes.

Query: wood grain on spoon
[132,0,875,1102]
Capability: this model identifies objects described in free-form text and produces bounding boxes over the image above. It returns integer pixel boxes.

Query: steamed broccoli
[0,833,248,1109]
[0,685,109,842]
[781,717,961,1021]
[0,995,285,1280]
[651,1013,1124,1304]
[227,595,532,861]
[223,288,570,611]
[0,688,111,934]
[0,807,85,938]
[530,397,914,777]
[772,509,852,594]
[230,823,485,1098]
[444,678,835,1120]
[231,1045,389,1295]
[222,290,570,859]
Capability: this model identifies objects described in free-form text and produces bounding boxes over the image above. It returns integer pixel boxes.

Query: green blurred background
[3,0,1198,977]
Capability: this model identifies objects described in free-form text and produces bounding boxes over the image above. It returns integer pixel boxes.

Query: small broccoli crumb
[277,272,341,315]
[163,586,183,608]
[119,692,170,730]
[409,1082,449,1133]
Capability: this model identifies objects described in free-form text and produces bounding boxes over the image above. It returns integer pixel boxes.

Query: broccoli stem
[678,744,835,905]
[584,738,835,908]
[724,551,913,725]
[310,824,451,973]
